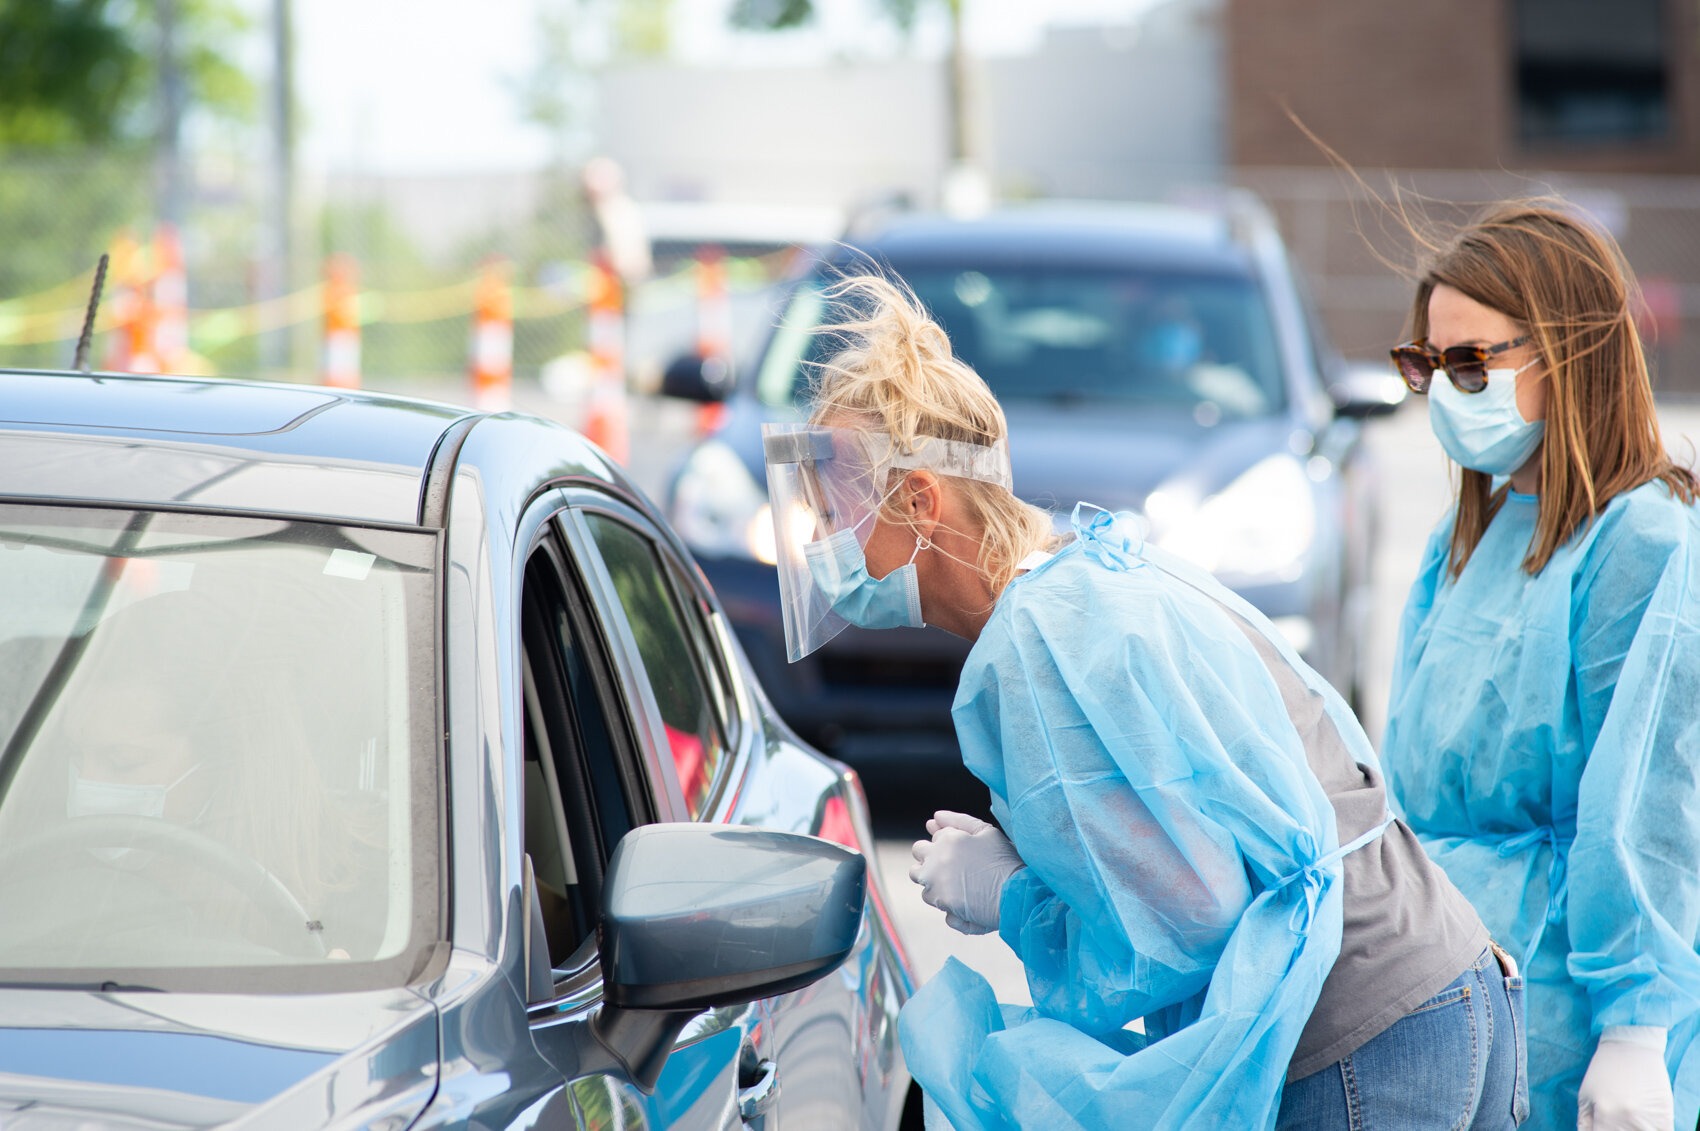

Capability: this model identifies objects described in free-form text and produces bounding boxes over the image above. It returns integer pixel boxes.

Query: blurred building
[594,0,1223,215]
[1225,0,1700,395]
[1231,0,1697,173]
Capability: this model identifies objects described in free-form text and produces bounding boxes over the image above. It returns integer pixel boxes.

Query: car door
[515,499,774,1131]
[560,494,882,1131]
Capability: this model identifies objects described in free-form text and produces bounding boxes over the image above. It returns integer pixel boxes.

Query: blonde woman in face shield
[764,275,1524,1130]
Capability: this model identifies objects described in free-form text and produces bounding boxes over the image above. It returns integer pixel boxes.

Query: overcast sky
[290,0,1159,174]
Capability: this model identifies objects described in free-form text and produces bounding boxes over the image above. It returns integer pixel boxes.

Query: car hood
[0,986,438,1129]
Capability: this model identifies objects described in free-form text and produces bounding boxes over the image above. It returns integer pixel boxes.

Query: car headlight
[670,441,775,563]
[1150,454,1316,582]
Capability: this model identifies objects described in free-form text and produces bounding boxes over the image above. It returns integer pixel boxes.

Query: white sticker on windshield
[324,549,376,580]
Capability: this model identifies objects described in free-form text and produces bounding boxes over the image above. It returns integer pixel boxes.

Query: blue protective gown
[898,508,1387,1130]
[1383,480,1700,1130]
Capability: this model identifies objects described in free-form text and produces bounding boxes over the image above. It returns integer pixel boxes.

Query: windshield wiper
[0,510,155,805]
[0,979,165,993]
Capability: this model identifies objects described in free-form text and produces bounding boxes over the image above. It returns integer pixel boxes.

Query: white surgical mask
[67,761,201,821]
[1428,360,1544,476]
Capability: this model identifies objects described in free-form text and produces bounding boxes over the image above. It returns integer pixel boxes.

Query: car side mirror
[660,354,734,403]
[589,823,866,1091]
[1328,363,1408,419]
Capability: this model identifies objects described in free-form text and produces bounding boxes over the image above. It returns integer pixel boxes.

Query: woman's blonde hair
[804,273,1055,594]
[1408,200,1698,577]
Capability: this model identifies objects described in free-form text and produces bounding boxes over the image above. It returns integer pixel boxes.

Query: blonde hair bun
[804,273,1057,592]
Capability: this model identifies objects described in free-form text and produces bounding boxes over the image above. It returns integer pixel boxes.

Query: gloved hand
[908,810,1025,936]
[1578,1026,1673,1131]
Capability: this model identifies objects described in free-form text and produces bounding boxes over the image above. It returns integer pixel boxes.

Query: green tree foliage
[0,0,256,367]
[728,0,814,31]
[0,0,143,148]
[169,0,255,130]
[730,0,925,34]
[612,0,673,57]
[509,0,673,162]
[729,0,974,162]
[0,0,252,152]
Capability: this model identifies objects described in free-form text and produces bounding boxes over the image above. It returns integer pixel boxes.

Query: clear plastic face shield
[761,422,1014,662]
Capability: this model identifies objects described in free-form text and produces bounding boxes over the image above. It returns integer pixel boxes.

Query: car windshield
[757,263,1286,417]
[0,504,439,992]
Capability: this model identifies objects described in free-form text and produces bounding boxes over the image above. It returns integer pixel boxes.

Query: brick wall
[1239,166,1700,397]
[1227,0,1700,175]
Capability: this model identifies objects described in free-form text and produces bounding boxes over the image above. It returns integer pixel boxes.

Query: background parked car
[0,370,917,1130]
[663,198,1405,769]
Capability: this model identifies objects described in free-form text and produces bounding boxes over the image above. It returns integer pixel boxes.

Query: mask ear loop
[907,533,931,566]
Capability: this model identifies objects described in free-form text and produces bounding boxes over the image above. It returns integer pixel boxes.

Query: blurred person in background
[1382,201,1700,1131]
[763,275,1522,1130]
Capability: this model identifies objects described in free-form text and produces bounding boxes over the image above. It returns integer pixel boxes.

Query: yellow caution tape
[0,256,773,348]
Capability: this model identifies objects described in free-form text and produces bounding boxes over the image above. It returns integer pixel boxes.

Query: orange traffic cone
[104,232,159,374]
[695,243,732,362]
[694,243,732,436]
[321,254,361,389]
[469,258,513,411]
[582,249,629,464]
[151,224,189,373]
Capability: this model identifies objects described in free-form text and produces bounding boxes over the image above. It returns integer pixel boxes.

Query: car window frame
[556,497,749,824]
[518,534,649,964]
[510,491,751,1018]
[510,496,669,1003]
[514,494,778,1113]
[527,526,660,828]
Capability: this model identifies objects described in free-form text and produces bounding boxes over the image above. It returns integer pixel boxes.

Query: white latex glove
[908,810,1025,936]
[1578,1026,1672,1131]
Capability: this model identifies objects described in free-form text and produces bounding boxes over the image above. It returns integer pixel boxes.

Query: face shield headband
[761,423,1014,662]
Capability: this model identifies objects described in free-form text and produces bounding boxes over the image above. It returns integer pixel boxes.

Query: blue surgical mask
[1143,320,1204,372]
[1428,360,1544,476]
[803,528,925,631]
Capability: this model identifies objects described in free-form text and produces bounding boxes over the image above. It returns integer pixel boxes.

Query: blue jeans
[1279,945,1529,1130]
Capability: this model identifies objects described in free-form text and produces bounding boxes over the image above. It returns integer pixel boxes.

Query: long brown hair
[1410,201,1697,577]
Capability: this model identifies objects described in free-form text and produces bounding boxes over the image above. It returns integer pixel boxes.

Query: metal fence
[0,156,789,388]
[1239,166,1700,398]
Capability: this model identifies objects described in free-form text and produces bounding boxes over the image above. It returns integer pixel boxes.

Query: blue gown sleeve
[1566,491,1700,1031]
[954,592,1275,1036]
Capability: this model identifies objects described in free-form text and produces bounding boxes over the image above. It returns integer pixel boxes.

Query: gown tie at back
[1492,825,1570,971]
[1274,815,1396,936]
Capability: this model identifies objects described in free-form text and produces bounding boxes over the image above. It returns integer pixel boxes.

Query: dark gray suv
[663,199,1402,768]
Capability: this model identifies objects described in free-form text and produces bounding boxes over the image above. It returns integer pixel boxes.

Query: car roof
[0,369,480,526]
[851,202,1258,274]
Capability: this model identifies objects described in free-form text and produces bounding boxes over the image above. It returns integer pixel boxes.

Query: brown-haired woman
[1382,201,1700,1131]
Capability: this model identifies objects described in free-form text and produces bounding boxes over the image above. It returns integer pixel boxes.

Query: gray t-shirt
[1226,610,1489,1082]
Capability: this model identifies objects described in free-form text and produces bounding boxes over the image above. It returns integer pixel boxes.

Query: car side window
[518,537,652,964]
[580,513,729,819]
[665,555,739,750]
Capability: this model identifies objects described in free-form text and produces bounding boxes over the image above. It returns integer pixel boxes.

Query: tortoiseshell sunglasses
[1389,335,1531,394]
